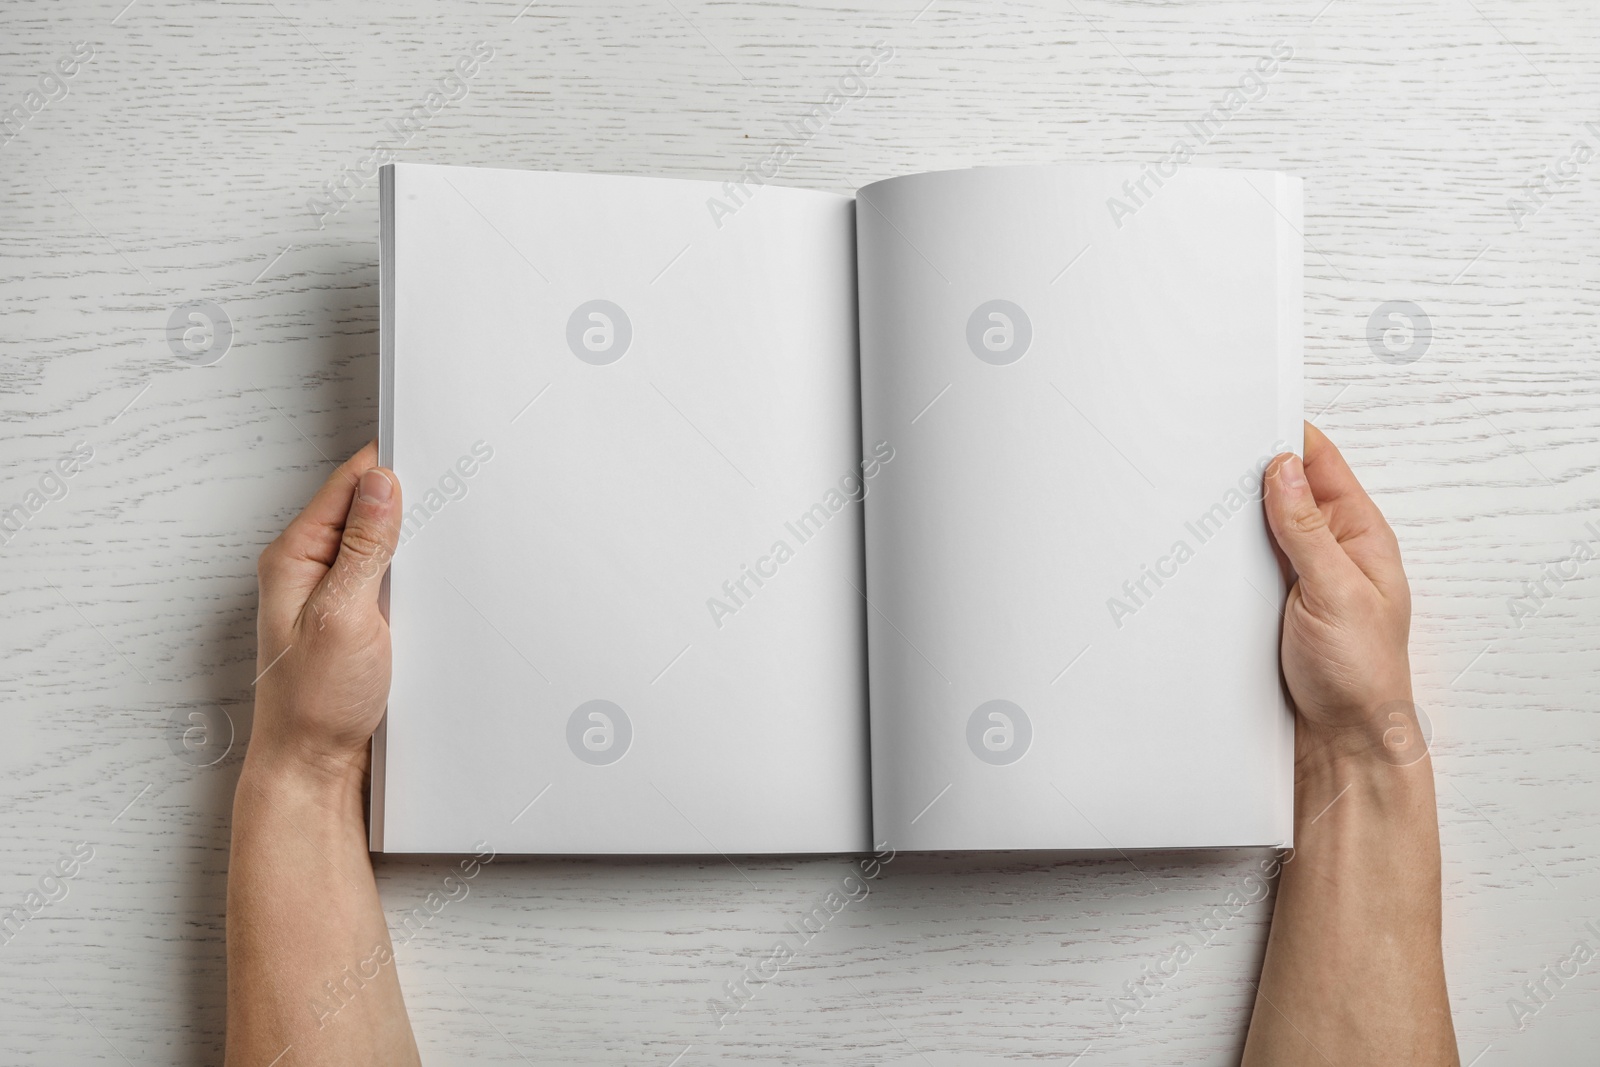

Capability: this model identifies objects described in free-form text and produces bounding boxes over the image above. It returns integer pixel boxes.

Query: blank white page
[378,164,869,854]
[856,165,1300,851]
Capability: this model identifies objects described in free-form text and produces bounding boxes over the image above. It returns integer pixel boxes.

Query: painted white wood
[1,0,1597,1062]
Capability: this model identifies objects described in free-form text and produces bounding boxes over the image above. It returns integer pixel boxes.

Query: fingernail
[358,469,393,505]
[1277,455,1307,492]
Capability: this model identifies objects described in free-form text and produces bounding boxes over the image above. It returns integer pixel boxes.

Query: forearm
[1243,713,1457,1065]
[225,748,420,1067]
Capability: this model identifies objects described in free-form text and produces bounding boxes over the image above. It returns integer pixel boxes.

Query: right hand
[1262,422,1418,763]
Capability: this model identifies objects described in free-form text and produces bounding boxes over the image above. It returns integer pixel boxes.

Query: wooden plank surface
[2,0,1598,1062]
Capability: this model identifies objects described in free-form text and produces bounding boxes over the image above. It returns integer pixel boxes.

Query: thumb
[1263,454,1360,599]
[310,467,402,623]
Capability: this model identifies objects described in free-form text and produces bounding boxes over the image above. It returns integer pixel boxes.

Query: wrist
[1294,698,1437,831]
[1295,686,1427,769]
[240,730,370,811]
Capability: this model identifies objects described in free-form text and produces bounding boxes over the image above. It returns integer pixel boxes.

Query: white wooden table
[3,0,1597,1062]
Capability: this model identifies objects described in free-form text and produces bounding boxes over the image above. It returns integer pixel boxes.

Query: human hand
[1262,422,1419,765]
[250,442,404,787]
[1247,424,1454,1067]
[228,444,420,1067]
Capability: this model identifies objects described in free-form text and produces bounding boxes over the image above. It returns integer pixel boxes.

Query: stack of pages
[374,161,1302,855]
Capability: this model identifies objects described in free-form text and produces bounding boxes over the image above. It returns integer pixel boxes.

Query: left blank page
[376,163,870,854]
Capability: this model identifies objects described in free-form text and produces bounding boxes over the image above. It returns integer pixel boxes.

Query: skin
[225,441,420,1066]
[224,426,1457,1064]
[1243,423,1458,1065]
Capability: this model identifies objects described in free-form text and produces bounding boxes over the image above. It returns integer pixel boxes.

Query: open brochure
[373,161,1301,855]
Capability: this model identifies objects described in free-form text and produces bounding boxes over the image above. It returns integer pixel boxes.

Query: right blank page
[856,165,1301,852]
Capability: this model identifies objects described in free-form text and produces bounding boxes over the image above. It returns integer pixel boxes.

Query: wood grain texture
[2,0,1599,1062]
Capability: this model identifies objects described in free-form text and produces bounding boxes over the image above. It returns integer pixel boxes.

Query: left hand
[250,441,404,785]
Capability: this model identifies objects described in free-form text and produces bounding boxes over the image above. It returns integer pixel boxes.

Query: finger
[1263,451,1364,600]
[273,441,381,571]
[1300,423,1405,590]
[258,443,380,629]
[1301,424,1386,541]
[306,466,403,625]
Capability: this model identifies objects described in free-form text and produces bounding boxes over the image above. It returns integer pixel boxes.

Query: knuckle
[1383,521,1404,557]
[339,524,387,567]
[256,539,287,581]
[1286,501,1328,537]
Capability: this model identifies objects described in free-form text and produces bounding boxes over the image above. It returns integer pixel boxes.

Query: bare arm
[226,443,421,1067]
[1242,424,1457,1065]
